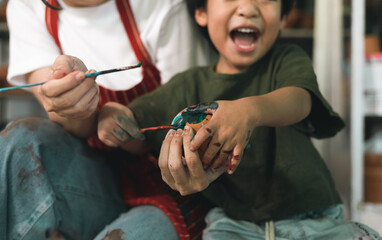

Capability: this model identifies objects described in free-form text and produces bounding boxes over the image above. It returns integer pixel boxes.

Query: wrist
[236,97,262,129]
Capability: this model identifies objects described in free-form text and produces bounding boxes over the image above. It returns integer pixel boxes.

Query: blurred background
[0,0,381,234]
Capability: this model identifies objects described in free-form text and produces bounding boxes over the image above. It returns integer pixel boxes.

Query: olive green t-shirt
[129,44,345,222]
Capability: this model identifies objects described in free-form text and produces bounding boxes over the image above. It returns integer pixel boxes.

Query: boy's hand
[189,100,253,174]
[98,102,145,150]
[38,55,99,120]
[158,126,228,196]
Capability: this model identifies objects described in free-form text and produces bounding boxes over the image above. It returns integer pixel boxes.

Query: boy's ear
[195,7,208,27]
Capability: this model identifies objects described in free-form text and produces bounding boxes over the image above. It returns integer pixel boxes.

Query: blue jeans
[204,206,382,240]
[0,117,178,240]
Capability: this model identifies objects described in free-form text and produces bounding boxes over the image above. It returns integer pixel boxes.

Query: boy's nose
[236,0,259,18]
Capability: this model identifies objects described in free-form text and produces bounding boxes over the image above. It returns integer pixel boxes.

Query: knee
[0,118,66,169]
[128,205,168,219]
[123,206,178,237]
[95,206,179,240]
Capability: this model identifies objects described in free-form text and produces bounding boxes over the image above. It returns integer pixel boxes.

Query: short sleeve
[273,45,345,139]
[7,0,60,86]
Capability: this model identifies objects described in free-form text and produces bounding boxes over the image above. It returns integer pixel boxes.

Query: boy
[97,0,382,239]
[1,0,212,239]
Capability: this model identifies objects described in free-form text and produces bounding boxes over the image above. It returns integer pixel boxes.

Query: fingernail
[168,129,175,137]
[184,126,190,134]
[76,72,84,81]
[176,129,182,136]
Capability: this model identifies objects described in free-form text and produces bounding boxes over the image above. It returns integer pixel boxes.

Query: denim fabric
[203,205,382,240]
[94,205,179,240]
[0,117,136,240]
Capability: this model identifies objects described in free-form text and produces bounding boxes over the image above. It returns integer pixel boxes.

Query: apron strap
[116,0,150,64]
[115,0,160,89]
[45,0,63,53]
[45,0,160,89]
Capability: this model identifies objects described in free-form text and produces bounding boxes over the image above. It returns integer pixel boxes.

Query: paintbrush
[0,60,143,92]
[140,125,177,133]
[139,114,212,133]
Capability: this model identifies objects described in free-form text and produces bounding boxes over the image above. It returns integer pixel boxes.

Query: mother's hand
[37,55,99,120]
[158,126,229,196]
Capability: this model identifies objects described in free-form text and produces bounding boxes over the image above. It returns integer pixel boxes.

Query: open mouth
[230,28,260,50]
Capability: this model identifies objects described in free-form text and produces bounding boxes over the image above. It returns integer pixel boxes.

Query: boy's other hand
[190,100,252,174]
[158,126,227,196]
[98,102,146,150]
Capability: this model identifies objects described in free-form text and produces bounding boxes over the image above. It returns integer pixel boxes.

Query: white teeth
[238,44,254,49]
[237,28,255,33]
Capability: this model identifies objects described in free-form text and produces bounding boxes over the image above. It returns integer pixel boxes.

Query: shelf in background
[0,22,7,32]
[281,28,351,39]
[277,28,314,58]
[365,113,382,118]
[360,203,382,234]
[281,28,313,38]
[0,22,7,38]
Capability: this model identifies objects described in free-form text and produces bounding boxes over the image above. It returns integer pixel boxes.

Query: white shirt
[7,0,214,90]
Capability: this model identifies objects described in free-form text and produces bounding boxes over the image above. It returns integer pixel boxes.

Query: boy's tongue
[232,31,256,47]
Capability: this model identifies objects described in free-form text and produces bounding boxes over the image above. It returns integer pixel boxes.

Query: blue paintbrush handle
[0,60,143,93]
[0,82,46,92]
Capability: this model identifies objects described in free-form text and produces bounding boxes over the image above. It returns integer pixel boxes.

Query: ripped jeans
[0,117,178,240]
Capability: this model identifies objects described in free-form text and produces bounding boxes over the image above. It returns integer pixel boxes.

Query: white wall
[313,0,351,219]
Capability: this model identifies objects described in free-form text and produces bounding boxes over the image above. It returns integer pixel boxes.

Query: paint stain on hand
[101,229,126,240]
[116,114,145,140]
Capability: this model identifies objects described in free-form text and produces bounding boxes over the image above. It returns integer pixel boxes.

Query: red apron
[45,1,209,239]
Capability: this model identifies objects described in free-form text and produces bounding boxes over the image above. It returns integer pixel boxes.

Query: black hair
[186,0,295,18]
[186,0,296,41]
[281,0,296,17]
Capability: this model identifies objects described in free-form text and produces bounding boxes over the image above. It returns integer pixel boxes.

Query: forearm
[243,86,312,128]
[47,111,98,138]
